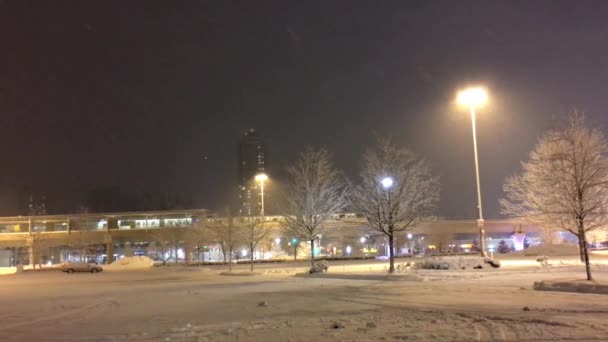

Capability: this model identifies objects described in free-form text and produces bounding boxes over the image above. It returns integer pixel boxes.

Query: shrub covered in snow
[536,256,549,266]
[309,260,329,273]
[413,256,500,270]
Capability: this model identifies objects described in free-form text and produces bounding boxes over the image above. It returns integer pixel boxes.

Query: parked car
[61,263,103,274]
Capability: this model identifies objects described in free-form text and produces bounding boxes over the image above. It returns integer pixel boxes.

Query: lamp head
[381,177,394,189]
[457,87,487,108]
[255,173,268,182]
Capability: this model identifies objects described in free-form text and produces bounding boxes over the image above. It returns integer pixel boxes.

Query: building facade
[0,206,583,267]
[237,129,266,216]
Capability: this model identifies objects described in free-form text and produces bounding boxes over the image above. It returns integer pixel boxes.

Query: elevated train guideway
[0,209,542,249]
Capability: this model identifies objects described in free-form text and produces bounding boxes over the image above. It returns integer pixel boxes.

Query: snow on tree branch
[351,137,439,272]
[501,112,608,280]
[280,147,350,268]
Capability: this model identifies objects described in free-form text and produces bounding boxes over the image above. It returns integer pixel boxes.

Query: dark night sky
[1,1,608,218]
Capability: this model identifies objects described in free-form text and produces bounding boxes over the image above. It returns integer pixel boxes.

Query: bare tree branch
[280,147,350,269]
[352,137,440,273]
[501,112,608,280]
[208,209,245,271]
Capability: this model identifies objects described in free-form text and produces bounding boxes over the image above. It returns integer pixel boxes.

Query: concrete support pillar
[11,247,17,267]
[28,246,35,267]
[104,233,114,264]
[512,232,526,252]
[184,243,193,264]
[106,243,114,264]
[107,217,118,230]
[50,247,61,265]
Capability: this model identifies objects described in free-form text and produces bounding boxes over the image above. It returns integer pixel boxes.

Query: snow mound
[514,243,580,256]
[534,280,608,295]
[309,260,329,273]
[413,256,498,270]
[219,271,259,276]
[0,267,16,275]
[105,256,155,270]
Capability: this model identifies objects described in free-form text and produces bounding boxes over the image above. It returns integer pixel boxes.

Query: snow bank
[534,280,608,295]
[0,267,16,275]
[413,256,499,270]
[513,243,580,256]
[219,271,259,276]
[104,256,155,271]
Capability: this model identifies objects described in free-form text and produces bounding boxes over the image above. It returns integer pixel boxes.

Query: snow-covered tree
[497,240,511,254]
[501,112,608,281]
[352,138,440,273]
[67,231,102,263]
[208,210,244,271]
[30,231,55,268]
[242,216,272,271]
[183,219,207,262]
[149,228,183,265]
[281,147,350,269]
[426,231,455,254]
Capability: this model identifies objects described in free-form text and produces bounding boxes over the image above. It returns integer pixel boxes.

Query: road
[1,260,608,341]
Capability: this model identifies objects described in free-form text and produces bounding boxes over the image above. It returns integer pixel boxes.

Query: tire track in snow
[473,321,492,341]
[0,298,119,331]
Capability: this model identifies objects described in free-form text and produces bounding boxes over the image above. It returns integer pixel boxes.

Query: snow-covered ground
[0,258,607,341]
[510,243,581,256]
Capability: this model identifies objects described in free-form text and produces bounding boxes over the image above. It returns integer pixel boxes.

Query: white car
[61,263,103,274]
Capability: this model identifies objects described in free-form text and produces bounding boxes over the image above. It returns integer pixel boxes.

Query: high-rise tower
[238,129,266,216]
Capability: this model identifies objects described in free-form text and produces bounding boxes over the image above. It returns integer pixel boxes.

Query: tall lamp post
[254,173,268,217]
[381,177,394,264]
[457,87,488,257]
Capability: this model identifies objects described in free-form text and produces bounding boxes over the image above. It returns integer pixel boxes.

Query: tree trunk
[577,234,585,262]
[250,246,254,272]
[310,239,315,269]
[228,247,232,272]
[174,243,178,264]
[579,228,592,281]
[388,232,395,273]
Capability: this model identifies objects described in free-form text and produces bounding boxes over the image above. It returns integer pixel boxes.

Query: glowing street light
[254,173,268,182]
[457,87,487,108]
[381,177,394,189]
[255,173,268,217]
[360,236,366,243]
[457,86,488,257]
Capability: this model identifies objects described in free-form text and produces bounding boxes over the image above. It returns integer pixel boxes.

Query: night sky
[1,1,608,218]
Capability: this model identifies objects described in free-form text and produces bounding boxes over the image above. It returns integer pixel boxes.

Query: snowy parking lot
[1,259,608,341]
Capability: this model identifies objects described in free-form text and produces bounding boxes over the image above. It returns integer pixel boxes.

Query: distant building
[238,129,266,216]
[18,189,47,216]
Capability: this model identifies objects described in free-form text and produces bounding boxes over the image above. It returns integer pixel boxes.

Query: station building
[0,208,595,267]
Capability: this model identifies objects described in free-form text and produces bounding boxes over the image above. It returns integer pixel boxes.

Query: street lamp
[381,177,394,189]
[380,177,395,258]
[457,86,488,257]
[254,173,268,217]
